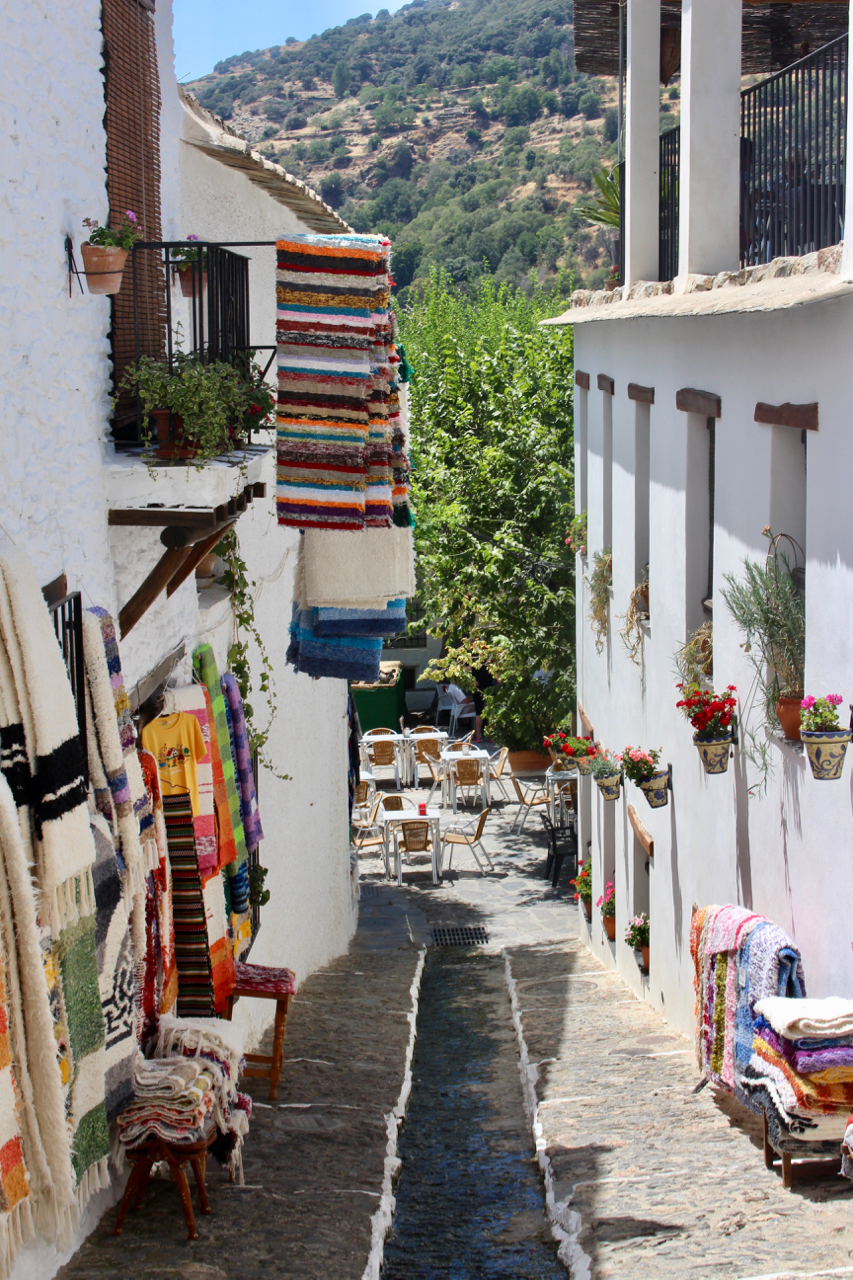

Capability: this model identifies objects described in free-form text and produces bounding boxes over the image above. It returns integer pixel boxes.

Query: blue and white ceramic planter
[595,772,622,802]
[694,734,731,775]
[638,769,669,809]
[801,728,851,780]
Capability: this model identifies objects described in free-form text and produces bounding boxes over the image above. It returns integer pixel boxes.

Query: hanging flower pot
[776,694,803,742]
[575,756,594,776]
[801,729,851,780]
[595,772,622,801]
[694,734,731,775]
[80,243,127,295]
[638,769,669,809]
[178,268,207,298]
[580,898,591,922]
[602,915,616,941]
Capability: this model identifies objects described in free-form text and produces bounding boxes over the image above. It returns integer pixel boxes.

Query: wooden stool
[762,1111,842,1188]
[114,1127,215,1240]
[223,961,296,1102]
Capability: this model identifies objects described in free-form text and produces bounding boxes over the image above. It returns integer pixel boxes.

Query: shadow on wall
[734,743,754,910]
[669,794,684,959]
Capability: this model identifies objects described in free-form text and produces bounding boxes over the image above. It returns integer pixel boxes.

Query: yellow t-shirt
[141,712,206,816]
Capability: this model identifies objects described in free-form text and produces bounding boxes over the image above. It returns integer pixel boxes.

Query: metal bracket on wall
[667,763,673,792]
[65,237,85,297]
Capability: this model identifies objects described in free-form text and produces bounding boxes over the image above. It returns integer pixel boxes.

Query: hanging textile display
[313,598,407,638]
[220,675,263,854]
[160,688,217,878]
[287,604,384,683]
[299,526,416,609]
[0,549,95,932]
[192,646,248,883]
[0,925,32,1278]
[89,813,135,1125]
[387,336,414,528]
[275,233,392,530]
[159,793,214,1018]
[139,750,177,1023]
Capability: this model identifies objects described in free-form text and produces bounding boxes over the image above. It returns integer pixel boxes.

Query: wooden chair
[510,774,550,832]
[451,757,486,813]
[223,961,296,1101]
[114,1126,216,1241]
[392,819,434,885]
[442,808,493,876]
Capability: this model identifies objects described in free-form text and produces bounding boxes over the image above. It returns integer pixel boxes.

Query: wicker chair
[352,797,385,855]
[369,737,401,789]
[414,736,441,785]
[391,819,435,885]
[411,724,437,735]
[442,808,493,876]
[451,757,486,813]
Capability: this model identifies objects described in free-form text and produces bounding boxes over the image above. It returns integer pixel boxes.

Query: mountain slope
[188,0,647,296]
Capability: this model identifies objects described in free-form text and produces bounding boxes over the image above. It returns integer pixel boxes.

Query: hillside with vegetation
[187,0,670,296]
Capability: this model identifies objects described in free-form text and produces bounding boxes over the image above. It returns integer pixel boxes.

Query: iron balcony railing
[115,240,276,449]
[639,34,848,282]
[49,592,88,788]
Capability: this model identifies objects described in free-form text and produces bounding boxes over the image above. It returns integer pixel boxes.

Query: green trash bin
[351,662,405,733]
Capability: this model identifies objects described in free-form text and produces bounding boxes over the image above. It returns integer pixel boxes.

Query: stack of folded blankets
[746,997,853,1156]
[116,1016,251,1181]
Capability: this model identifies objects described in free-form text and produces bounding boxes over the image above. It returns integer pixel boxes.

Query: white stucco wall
[573,295,853,1037]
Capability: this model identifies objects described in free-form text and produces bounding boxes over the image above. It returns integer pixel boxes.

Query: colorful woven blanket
[193,647,248,878]
[139,750,177,1022]
[313,599,407,638]
[755,995,853,1040]
[161,687,217,878]
[276,233,391,530]
[287,604,383,683]
[0,860,32,1276]
[221,675,263,853]
[163,792,214,1019]
[89,814,135,1125]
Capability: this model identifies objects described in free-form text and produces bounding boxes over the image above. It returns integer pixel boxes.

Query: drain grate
[431,926,489,947]
[360,884,383,900]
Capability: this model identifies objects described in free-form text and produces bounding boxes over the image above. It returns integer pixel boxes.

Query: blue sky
[173,0,407,83]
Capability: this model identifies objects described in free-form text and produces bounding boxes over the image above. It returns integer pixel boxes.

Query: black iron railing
[741,34,847,265]
[653,35,847,280]
[49,592,88,788]
[115,240,276,448]
[659,126,680,281]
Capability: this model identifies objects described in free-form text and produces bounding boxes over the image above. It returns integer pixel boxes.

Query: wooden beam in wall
[754,401,818,432]
[628,383,655,404]
[577,699,594,738]
[166,521,237,598]
[109,507,219,528]
[119,548,191,638]
[575,370,591,390]
[41,574,68,608]
[628,804,654,858]
[597,373,615,395]
[128,641,186,714]
[676,387,722,418]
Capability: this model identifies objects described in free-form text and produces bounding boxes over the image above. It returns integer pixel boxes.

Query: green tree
[332,59,350,98]
[401,270,576,750]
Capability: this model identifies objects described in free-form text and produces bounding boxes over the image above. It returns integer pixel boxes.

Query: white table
[378,808,443,884]
[546,767,576,825]
[439,748,491,811]
[360,732,407,787]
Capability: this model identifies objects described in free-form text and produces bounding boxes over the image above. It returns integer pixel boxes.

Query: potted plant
[586,548,612,654]
[571,864,592,921]
[620,572,649,665]
[544,732,595,772]
[570,738,597,775]
[800,694,851,780]
[80,209,140,294]
[591,750,622,800]
[597,881,616,940]
[566,511,587,558]
[625,913,650,971]
[620,745,668,808]
[171,234,207,297]
[676,684,737,774]
[116,350,256,465]
[722,529,804,741]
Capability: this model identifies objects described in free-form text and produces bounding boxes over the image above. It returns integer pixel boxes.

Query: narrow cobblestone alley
[57,787,853,1279]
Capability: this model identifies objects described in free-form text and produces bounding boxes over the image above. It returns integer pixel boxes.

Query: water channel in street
[381,949,566,1280]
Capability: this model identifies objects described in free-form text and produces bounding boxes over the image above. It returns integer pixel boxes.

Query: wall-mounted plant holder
[65,235,127,295]
[65,237,84,297]
[638,766,672,809]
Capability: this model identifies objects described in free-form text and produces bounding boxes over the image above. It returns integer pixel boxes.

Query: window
[634,402,650,586]
[769,426,807,558]
[102,0,166,433]
[685,414,715,633]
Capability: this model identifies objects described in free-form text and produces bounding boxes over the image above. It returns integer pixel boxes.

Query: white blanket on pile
[755,996,853,1040]
[300,526,416,608]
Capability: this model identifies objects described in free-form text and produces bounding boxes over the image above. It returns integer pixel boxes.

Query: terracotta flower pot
[633,945,650,971]
[776,694,803,741]
[151,410,200,461]
[602,915,616,941]
[581,898,591,922]
[801,728,851,780]
[80,243,127,295]
[638,769,669,809]
[595,772,622,802]
[694,734,731,775]
[507,751,551,773]
[178,268,207,298]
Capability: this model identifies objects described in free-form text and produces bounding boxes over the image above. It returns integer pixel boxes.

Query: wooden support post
[575,370,591,390]
[627,804,654,858]
[628,383,655,404]
[597,373,616,395]
[118,548,191,638]
[754,402,818,432]
[676,387,721,418]
[577,700,594,738]
[167,521,237,598]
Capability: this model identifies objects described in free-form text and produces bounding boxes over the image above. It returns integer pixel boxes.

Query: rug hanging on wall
[89,813,135,1125]
[162,793,215,1019]
[275,233,391,530]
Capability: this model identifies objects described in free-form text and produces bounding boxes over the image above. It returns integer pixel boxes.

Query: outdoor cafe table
[546,765,576,825]
[439,747,491,809]
[360,730,450,787]
[378,807,443,884]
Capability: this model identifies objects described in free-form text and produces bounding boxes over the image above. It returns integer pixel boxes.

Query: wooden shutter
[102,0,166,429]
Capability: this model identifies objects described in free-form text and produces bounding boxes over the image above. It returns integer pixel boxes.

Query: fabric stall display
[287,604,384,683]
[0,911,32,1279]
[387,338,413,528]
[691,905,849,1158]
[159,792,214,1018]
[313,598,407,638]
[138,751,177,1031]
[159,688,218,879]
[90,813,136,1125]
[275,233,392,531]
[221,675,263,854]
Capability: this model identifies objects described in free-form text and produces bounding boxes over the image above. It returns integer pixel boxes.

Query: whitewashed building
[551,0,853,1038]
[2,1,357,1269]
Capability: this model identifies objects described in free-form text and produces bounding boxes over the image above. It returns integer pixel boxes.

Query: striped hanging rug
[275,233,391,530]
[162,793,214,1019]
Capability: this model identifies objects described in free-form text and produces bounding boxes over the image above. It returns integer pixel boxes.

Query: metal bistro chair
[392,819,435,886]
[510,774,550,832]
[369,737,401,790]
[540,810,578,888]
[451,757,486,814]
[353,779,373,822]
[487,746,511,802]
[442,808,494,876]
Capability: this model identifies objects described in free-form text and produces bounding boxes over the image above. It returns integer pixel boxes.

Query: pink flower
[828,694,844,706]
[125,209,137,222]
[595,895,603,908]
[187,233,199,241]
[801,696,815,710]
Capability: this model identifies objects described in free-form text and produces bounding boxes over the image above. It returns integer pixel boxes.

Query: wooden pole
[119,548,191,638]
[166,521,236,598]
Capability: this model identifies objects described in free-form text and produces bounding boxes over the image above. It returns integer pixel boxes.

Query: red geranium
[676,684,737,737]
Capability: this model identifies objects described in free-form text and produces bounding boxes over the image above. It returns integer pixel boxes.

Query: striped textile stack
[276,233,392,530]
